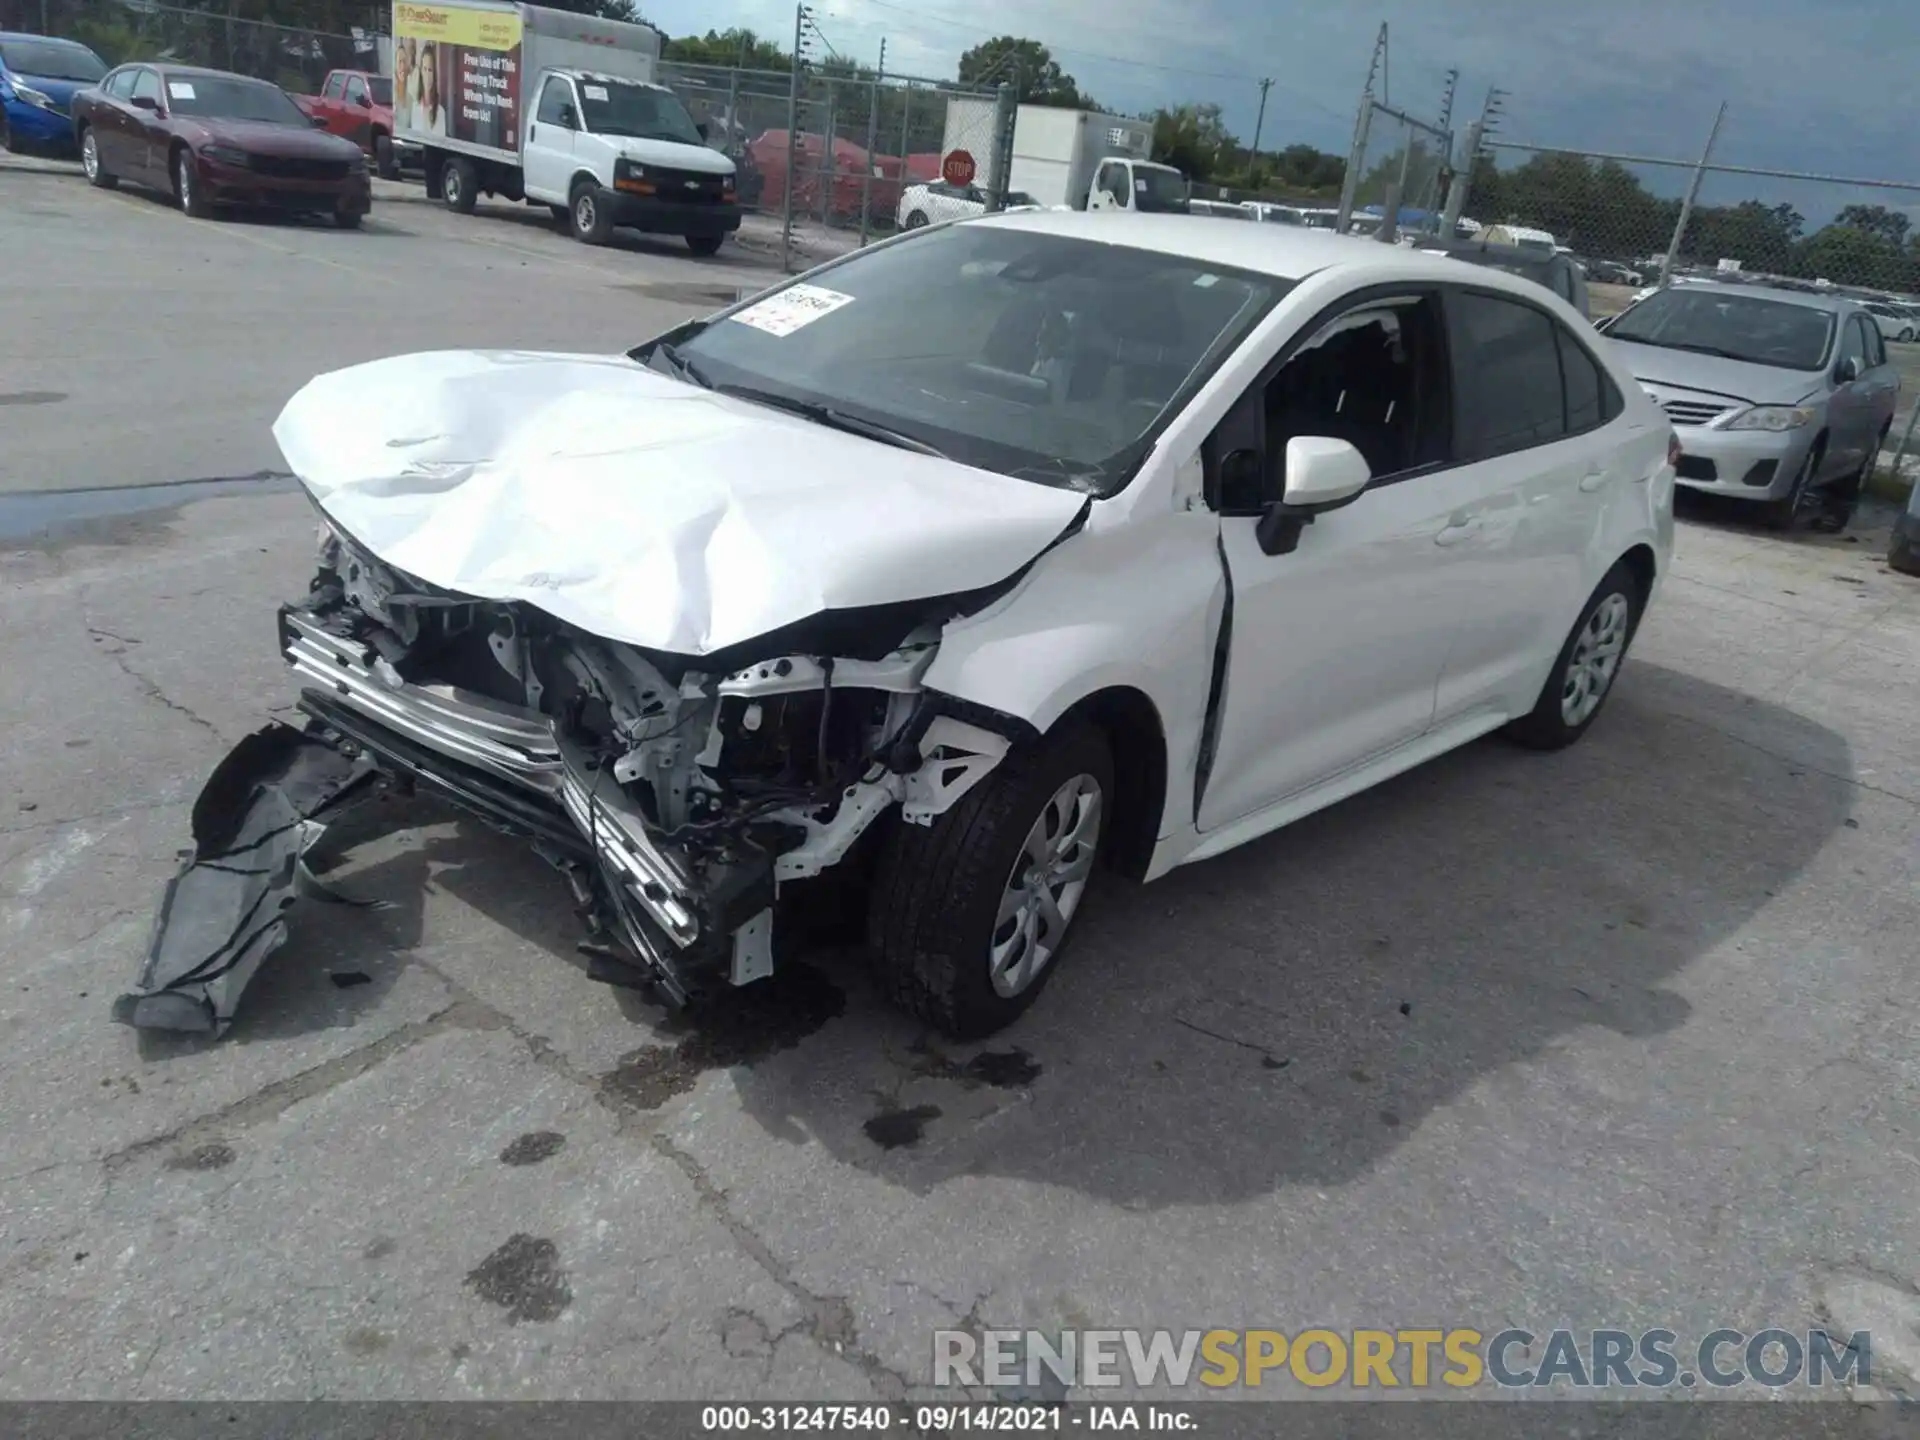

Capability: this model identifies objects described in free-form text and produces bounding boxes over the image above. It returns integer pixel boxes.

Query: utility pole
[1662,102,1726,288]
[1437,67,1458,133]
[1335,24,1389,233]
[1249,77,1272,189]
[782,1,812,275]
[859,37,884,247]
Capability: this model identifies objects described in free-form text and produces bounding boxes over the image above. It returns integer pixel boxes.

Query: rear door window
[1445,290,1569,460]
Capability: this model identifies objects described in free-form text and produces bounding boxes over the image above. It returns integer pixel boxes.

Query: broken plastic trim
[114,724,377,1035]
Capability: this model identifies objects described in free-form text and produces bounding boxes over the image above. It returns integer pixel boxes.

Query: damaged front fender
[114,724,377,1035]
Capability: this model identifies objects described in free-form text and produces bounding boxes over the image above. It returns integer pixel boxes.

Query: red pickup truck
[294,69,415,178]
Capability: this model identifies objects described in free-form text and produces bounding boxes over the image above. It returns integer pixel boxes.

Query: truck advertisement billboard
[393,1,522,150]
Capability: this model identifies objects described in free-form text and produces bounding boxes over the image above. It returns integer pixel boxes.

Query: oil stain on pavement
[466,1233,572,1324]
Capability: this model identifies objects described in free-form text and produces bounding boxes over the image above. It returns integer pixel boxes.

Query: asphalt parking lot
[4,160,1920,1415]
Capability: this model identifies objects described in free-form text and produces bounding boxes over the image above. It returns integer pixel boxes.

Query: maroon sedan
[71,64,371,227]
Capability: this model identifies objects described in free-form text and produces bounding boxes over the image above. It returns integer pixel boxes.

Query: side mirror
[1255,437,1372,556]
[311,114,329,127]
[558,103,577,130]
[1835,355,1861,383]
[130,94,158,111]
[358,93,373,108]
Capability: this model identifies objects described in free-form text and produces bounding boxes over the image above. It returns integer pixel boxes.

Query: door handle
[1578,466,1611,492]
[1434,518,1482,547]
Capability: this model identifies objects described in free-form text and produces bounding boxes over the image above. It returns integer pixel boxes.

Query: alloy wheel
[176,154,192,213]
[1560,592,1630,727]
[989,773,1103,999]
[81,131,99,180]
[574,193,596,233]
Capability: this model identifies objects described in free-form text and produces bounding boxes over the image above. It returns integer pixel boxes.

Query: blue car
[0,32,108,155]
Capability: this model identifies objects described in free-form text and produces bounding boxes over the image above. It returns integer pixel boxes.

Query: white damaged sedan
[121,211,1676,1040]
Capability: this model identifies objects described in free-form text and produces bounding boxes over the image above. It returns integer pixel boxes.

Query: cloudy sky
[644,0,1919,221]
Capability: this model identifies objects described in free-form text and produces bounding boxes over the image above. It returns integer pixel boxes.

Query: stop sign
[941,149,976,187]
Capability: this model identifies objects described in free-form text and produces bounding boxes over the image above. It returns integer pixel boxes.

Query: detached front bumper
[116,600,777,1033]
[1669,423,1814,502]
[3,97,74,150]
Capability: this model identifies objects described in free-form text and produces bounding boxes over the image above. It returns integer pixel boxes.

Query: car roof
[0,30,94,44]
[138,63,270,80]
[970,209,1504,287]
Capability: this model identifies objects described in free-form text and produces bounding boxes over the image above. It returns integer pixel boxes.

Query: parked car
[1891,459,1920,576]
[1863,301,1917,344]
[1188,198,1253,219]
[896,179,1038,229]
[1412,235,1591,318]
[71,64,371,227]
[1600,283,1900,530]
[1243,202,1306,225]
[293,68,414,178]
[1578,256,1645,287]
[0,32,106,155]
[125,214,1674,1040]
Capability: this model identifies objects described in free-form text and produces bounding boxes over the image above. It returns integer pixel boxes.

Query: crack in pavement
[81,618,224,744]
[649,1131,915,1400]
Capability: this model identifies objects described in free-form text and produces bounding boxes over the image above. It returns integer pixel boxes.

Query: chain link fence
[1447,130,1920,316]
[654,60,1006,271]
[0,0,376,96]
[1335,99,1453,242]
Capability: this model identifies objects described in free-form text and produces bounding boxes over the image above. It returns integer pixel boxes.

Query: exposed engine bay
[117,520,1018,1034]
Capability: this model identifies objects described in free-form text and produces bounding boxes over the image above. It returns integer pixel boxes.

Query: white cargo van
[392,0,739,252]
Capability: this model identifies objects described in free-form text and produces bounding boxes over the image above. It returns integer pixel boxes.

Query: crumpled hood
[272,350,1087,656]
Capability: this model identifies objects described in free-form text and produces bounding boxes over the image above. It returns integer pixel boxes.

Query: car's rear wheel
[373,133,397,180]
[1763,442,1822,532]
[1900,327,1916,344]
[685,233,723,256]
[1890,526,1920,576]
[80,127,116,189]
[441,156,477,214]
[904,210,928,229]
[332,208,363,230]
[174,148,211,218]
[1503,561,1643,751]
[569,179,612,244]
[869,721,1112,1039]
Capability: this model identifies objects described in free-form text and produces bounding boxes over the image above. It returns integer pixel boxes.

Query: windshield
[579,80,702,144]
[1133,166,1188,212]
[367,76,391,106]
[1608,288,1836,370]
[651,225,1287,496]
[1,38,105,81]
[163,74,307,125]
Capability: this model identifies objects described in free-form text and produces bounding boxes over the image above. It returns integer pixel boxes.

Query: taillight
[1667,430,1682,470]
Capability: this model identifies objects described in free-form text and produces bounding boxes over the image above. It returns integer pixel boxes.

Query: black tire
[174,147,211,218]
[441,156,477,214]
[1503,561,1644,752]
[79,126,116,189]
[569,179,612,244]
[373,133,397,180]
[1763,441,1821,532]
[549,203,568,225]
[1890,526,1920,577]
[904,210,928,229]
[332,208,363,230]
[685,233,724,256]
[869,721,1113,1039]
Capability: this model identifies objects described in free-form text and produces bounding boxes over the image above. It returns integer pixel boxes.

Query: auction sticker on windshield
[729,284,855,338]
[583,84,608,100]
[168,81,196,99]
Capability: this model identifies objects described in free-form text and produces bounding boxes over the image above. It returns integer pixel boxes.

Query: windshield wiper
[1627,338,1748,361]
[649,341,715,390]
[714,384,948,458]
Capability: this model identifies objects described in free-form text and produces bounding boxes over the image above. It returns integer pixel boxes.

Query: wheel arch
[569,168,601,197]
[1054,686,1167,882]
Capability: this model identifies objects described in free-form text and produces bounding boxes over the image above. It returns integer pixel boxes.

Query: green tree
[663,27,790,71]
[1149,102,1236,181]
[956,36,1086,107]
[1834,204,1911,247]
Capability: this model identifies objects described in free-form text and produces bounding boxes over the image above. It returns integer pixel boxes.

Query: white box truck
[938,99,1180,212]
[392,0,740,253]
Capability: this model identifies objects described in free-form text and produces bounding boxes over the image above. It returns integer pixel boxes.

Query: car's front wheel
[1763,442,1822,532]
[569,180,612,244]
[174,148,211,218]
[904,210,928,229]
[869,722,1112,1038]
[373,133,397,180]
[685,233,724,256]
[1900,327,1916,344]
[1503,561,1643,751]
[80,127,116,189]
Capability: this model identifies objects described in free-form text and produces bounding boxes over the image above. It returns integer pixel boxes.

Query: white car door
[1196,288,1492,832]
[523,74,579,203]
[1428,286,1635,724]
